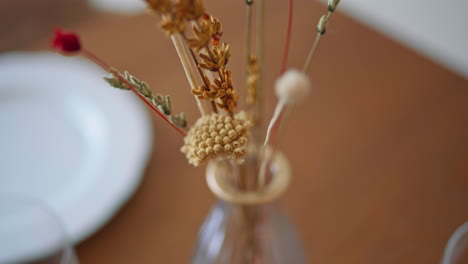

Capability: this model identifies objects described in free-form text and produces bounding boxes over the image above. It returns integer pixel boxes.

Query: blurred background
[1,0,467,263]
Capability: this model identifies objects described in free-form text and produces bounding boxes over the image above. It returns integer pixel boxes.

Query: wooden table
[2,1,468,263]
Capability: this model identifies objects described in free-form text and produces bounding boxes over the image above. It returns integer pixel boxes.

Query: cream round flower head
[275,69,311,104]
[181,112,252,167]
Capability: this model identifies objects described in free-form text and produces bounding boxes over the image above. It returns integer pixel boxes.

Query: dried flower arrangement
[51,0,341,262]
[51,0,340,173]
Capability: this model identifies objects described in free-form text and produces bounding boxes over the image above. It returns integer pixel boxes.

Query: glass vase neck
[205,149,291,205]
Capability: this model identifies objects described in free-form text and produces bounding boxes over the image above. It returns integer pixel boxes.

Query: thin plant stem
[255,0,265,139]
[241,0,258,186]
[258,0,295,187]
[271,103,293,154]
[302,11,332,73]
[241,3,259,256]
[82,50,110,72]
[280,0,294,74]
[81,49,187,137]
[263,100,286,148]
[244,0,253,106]
[170,33,207,116]
[261,105,293,187]
[302,33,323,73]
[257,99,289,187]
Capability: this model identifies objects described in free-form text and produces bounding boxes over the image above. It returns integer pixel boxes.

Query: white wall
[339,0,468,78]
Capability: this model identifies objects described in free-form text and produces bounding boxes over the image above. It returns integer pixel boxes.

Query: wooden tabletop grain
[2,1,468,263]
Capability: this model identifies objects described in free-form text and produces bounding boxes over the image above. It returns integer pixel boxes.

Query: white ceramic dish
[0,52,153,246]
[88,0,146,14]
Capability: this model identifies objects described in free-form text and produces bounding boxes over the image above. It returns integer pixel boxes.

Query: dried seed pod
[328,0,340,12]
[275,69,311,104]
[187,14,223,51]
[104,76,130,90]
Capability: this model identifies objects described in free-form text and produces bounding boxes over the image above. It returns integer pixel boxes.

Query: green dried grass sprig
[302,0,340,72]
[105,70,187,128]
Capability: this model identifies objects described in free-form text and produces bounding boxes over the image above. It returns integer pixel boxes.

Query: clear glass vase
[191,150,306,264]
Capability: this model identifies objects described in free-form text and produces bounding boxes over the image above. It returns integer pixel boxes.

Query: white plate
[88,0,146,14]
[0,52,153,245]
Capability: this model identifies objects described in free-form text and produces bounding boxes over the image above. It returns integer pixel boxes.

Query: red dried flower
[50,28,81,54]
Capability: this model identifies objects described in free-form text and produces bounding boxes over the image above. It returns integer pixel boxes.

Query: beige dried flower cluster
[181,112,251,166]
[146,0,205,35]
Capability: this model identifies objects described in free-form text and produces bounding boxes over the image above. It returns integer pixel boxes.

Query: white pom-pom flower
[274,69,311,104]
